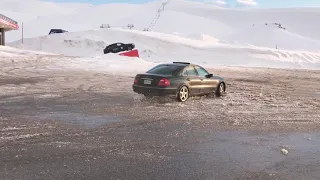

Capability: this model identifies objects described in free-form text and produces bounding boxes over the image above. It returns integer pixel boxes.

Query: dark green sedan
[132,62,226,102]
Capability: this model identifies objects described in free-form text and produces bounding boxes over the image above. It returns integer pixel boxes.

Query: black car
[103,43,135,54]
[48,29,68,35]
[132,62,226,102]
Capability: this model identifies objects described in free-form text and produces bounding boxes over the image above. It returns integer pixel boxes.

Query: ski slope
[3,0,320,44]
[2,0,320,70]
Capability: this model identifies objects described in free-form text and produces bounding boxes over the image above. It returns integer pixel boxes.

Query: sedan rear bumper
[132,85,177,96]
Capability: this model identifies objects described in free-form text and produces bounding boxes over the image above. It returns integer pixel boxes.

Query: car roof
[159,62,196,67]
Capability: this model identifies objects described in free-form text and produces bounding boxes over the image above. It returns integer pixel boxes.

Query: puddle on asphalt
[38,112,123,128]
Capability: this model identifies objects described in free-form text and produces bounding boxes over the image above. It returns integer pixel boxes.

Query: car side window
[107,44,116,49]
[181,69,188,76]
[195,66,209,77]
[184,66,198,76]
[112,47,121,53]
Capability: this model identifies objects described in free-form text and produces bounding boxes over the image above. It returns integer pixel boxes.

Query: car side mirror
[206,74,213,78]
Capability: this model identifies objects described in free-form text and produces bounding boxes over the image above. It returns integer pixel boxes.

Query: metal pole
[21,22,24,44]
[1,28,5,46]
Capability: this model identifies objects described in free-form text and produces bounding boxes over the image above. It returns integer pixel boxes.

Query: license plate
[144,80,151,84]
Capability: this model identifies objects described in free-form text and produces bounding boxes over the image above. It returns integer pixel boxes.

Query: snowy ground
[1,49,319,132]
[1,47,320,180]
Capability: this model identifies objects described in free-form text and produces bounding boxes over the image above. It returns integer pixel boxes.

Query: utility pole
[127,24,134,30]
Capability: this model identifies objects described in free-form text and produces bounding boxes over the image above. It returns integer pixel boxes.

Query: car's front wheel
[144,94,153,99]
[215,82,225,97]
[177,86,189,102]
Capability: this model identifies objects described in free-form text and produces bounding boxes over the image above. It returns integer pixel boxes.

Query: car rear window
[146,65,182,75]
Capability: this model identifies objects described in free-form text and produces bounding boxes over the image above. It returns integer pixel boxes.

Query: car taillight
[134,78,138,84]
[158,78,170,86]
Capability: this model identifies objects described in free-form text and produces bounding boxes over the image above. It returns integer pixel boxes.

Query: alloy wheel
[219,83,224,94]
[179,86,189,102]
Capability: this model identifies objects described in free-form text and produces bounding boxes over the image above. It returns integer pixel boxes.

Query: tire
[177,86,189,102]
[144,94,153,98]
[215,82,225,97]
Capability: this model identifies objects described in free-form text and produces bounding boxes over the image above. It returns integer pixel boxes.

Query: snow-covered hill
[4,0,320,46]
[2,0,320,70]
[223,23,320,51]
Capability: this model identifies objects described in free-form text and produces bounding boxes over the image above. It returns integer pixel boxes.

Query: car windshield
[146,65,182,75]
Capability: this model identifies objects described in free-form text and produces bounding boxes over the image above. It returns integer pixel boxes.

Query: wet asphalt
[1,92,320,180]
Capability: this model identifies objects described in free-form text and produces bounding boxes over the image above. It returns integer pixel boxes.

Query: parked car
[103,43,135,54]
[132,62,226,102]
[48,29,68,35]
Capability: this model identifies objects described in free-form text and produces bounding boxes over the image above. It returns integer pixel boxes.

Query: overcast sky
[43,0,320,8]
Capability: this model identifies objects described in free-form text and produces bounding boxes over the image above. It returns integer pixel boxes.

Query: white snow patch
[0,133,50,141]
[0,45,57,57]
[0,127,26,131]
[37,94,61,98]
[62,54,156,74]
[281,148,289,155]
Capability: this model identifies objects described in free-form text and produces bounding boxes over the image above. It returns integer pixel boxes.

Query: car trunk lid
[134,74,170,87]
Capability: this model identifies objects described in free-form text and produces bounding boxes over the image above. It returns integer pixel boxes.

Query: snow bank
[0,45,56,57]
[8,28,320,70]
[64,54,156,75]
[0,45,155,75]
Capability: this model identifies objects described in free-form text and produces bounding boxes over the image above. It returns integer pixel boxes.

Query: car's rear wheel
[215,82,225,97]
[177,86,189,102]
[144,94,153,99]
